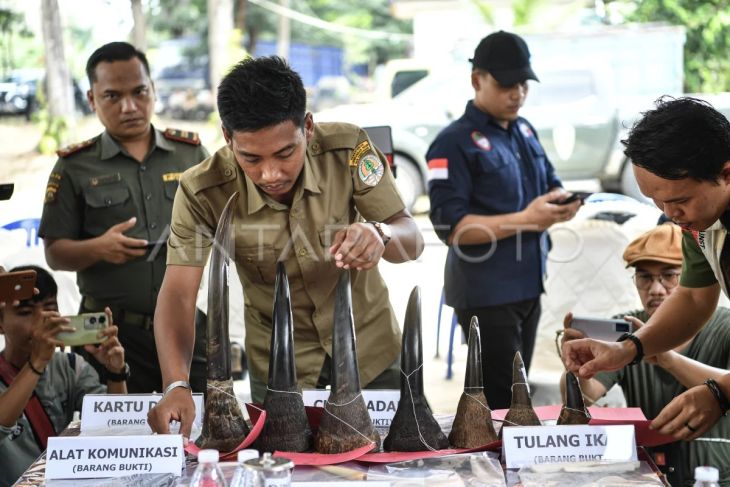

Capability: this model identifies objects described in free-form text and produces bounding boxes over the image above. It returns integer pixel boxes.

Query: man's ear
[222,125,232,145]
[87,89,95,112]
[470,71,482,91]
[721,160,730,184]
[303,112,314,142]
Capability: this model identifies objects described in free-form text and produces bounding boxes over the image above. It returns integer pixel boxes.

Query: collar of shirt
[463,100,518,132]
[245,150,322,214]
[99,125,172,160]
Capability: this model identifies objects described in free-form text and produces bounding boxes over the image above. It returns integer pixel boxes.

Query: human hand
[329,222,385,270]
[562,337,636,378]
[84,307,125,373]
[30,311,74,371]
[523,189,581,231]
[561,312,587,347]
[147,387,196,442]
[95,217,148,264]
[650,384,722,440]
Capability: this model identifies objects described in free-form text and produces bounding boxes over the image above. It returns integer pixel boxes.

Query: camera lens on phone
[99,316,106,324]
[89,316,96,325]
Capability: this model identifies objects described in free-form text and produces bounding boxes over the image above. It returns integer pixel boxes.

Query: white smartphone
[570,316,634,342]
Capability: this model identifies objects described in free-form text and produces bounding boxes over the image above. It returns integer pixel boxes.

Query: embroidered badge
[162,172,183,182]
[358,153,384,186]
[471,131,491,151]
[163,128,201,145]
[44,172,62,204]
[349,140,371,167]
[89,173,122,187]
[56,138,95,157]
[427,158,449,181]
[519,122,534,138]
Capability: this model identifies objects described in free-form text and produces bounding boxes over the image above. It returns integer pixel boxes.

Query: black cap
[470,31,539,85]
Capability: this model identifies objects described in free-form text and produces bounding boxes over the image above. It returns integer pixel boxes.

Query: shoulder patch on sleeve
[164,128,201,146]
[56,138,96,158]
[349,140,371,167]
[44,172,62,204]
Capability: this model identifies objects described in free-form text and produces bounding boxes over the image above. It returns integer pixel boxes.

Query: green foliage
[512,0,545,26]
[34,84,69,154]
[606,0,730,92]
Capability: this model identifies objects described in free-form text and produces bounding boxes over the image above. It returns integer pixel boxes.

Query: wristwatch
[367,221,392,245]
[105,363,130,382]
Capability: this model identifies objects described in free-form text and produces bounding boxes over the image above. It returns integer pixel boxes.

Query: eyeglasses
[633,271,681,290]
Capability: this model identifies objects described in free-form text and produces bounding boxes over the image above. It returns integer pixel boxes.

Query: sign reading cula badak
[502,424,637,469]
[80,394,204,433]
[46,434,184,479]
[303,389,400,427]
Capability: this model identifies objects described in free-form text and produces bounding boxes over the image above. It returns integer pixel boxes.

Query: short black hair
[86,42,151,87]
[10,265,57,306]
[217,56,306,133]
[622,96,730,182]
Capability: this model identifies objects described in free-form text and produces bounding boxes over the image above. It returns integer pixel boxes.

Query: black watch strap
[617,333,644,365]
[105,363,130,382]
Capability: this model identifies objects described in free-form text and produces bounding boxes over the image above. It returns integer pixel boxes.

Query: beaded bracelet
[704,378,730,417]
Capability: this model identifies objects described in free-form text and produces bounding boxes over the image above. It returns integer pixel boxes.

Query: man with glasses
[560,223,730,485]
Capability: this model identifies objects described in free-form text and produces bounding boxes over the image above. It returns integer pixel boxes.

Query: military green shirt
[595,308,730,486]
[168,122,405,389]
[38,127,209,314]
[680,230,720,288]
[0,352,105,486]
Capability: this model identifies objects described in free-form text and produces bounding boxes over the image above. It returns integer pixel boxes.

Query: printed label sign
[81,393,204,433]
[46,434,184,479]
[303,389,399,428]
[502,424,637,469]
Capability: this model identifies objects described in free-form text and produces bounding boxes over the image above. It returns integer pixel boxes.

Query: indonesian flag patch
[427,158,448,181]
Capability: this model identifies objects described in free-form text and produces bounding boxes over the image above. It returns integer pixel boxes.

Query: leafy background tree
[606,0,730,92]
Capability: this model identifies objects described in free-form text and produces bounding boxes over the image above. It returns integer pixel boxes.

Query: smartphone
[0,270,37,302]
[551,191,593,205]
[0,183,13,201]
[570,316,634,342]
[57,312,109,347]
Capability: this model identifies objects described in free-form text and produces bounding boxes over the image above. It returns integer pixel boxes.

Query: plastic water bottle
[694,466,720,487]
[190,449,227,487]
[229,449,260,487]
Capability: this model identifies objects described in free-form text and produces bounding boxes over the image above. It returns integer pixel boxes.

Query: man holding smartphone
[427,31,581,408]
[0,266,127,486]
[38,42,209,392]
[560,224,730,485]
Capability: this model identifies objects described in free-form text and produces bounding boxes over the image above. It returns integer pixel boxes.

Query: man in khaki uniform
[148,56,423,438]
[38,42,209,393]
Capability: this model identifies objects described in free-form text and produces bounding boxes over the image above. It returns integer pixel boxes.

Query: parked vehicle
[0,68,91,120]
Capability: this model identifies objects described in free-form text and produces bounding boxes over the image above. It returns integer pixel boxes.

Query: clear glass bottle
[243,452,294,487]
[190,449,227,487]
[229,449,259,487]
[693,466,720,487]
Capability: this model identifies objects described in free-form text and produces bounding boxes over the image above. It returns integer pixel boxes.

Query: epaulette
[163,128,201,146]
[56,138,96,158]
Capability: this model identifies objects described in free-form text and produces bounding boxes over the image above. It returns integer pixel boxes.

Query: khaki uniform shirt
[38,127,209,314]
[0,353,105,486]
[168,122,405,388]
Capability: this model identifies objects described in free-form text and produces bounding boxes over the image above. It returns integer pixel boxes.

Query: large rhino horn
[315,271,379,453]
[449,317,497,447]
[503,351,541,427]
[197,192,250,451]
[253,261,313,453]
[557,371,592,425]
[383,286,449,451]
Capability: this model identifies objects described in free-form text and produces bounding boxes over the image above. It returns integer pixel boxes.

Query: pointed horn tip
[469,316,479,329]
[513,351,524,366]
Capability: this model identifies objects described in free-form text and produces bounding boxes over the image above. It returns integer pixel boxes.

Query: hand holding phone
[56,312,109,347]
[0,270,37,303]
[551,191,592,205]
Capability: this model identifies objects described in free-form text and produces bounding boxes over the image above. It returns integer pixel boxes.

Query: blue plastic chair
[434,287,460,380]
[2,218,42,247]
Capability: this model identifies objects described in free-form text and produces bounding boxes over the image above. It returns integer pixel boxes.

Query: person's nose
[648,276,668,295]
[259,161,282,184]
[120,96,137,113]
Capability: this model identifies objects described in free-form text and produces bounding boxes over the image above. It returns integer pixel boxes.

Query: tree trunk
[130,0,147,51]
[207,0,234,111]
[40,0,73,125]
[235,0,247,31]
[276,0,290,59]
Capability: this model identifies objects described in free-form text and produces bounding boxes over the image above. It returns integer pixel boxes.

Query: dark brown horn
[449,317,497,447]
[253,261,313,453]
[383,286,449,451]
[503,351,541,427]
[314,271,380,453]
[197,192,250,451]
[557,371,591,425]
